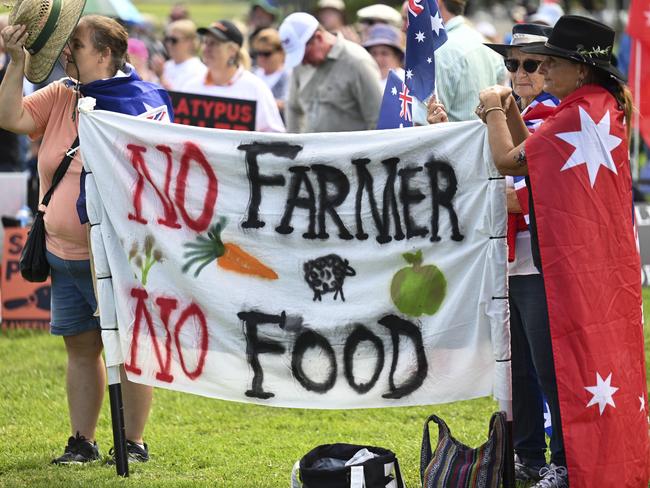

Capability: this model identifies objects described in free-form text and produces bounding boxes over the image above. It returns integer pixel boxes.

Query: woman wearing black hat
[478,15,639,488]
[482,23,561,486]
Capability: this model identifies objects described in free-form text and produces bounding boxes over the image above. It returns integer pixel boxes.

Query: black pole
[502,420,515,488]
[108,382,129,477]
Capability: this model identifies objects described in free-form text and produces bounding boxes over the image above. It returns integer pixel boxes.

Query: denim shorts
[46,250,100,336]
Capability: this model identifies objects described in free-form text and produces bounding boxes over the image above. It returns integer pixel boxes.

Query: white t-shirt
[180,67,286,133]
[163,57,207,91]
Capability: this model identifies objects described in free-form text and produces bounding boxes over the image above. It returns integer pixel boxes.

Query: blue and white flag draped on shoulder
[376,70,413,129]
[404,0,447,101]
[73,64,174,224]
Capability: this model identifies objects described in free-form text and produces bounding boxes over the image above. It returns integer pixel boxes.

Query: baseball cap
[356,4,401,27]
[317,0,345,11]
[197,20,244,47]
[279,12,319,69]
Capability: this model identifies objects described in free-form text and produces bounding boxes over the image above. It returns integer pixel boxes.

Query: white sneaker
[532,464,569,488]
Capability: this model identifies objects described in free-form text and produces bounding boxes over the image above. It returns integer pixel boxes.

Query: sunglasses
[504,58,542,73]
[252,49,278,58]
[164,36,180,45]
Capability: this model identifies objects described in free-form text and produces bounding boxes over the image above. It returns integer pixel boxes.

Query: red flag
[526,85,649,487]
[628,0,650,45]
[629,41,650,147]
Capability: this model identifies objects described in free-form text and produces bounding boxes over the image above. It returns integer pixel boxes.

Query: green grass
[133,1,249,29]
[2,292,650,487]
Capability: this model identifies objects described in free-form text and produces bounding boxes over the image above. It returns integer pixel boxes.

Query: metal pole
[107,365,129,477]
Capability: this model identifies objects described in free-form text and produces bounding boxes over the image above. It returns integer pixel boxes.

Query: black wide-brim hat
[521,14,626,82]
[485,23,552,57]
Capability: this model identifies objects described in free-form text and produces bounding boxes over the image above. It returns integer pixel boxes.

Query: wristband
[484,106,506,117]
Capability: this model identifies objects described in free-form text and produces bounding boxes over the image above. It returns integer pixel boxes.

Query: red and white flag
[526,85,649,487]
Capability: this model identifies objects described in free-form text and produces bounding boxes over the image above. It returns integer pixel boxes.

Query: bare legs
[63,328,152,443]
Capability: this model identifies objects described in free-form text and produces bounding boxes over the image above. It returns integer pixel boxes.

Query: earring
[576,78,584,89]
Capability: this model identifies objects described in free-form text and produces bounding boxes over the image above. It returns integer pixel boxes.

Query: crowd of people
[0,0,644,486]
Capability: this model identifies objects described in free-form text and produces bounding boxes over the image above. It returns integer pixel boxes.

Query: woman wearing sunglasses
[481,23,561,486]
[251,28,290,115]
[478,16,641,488]
[158,19,206,91]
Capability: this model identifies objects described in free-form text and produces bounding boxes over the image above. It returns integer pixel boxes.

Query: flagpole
[633,39,641,181]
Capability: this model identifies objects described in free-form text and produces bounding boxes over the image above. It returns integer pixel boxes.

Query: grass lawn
[1,291,649,487]
[133,1,249,29]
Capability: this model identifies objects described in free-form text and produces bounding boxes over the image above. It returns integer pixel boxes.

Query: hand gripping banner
[79,108,509,409]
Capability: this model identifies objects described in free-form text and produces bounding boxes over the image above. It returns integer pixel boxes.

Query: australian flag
[376,70,413,129]
[71,64,175,223]
[404,0,447,101]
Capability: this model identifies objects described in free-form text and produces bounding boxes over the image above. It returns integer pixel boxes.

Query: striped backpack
[420,412,507,488]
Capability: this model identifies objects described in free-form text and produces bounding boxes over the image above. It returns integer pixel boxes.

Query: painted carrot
[182,217,278,280]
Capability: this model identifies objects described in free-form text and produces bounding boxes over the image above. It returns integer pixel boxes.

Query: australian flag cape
[71,65,174,223]
[526,84,649,486]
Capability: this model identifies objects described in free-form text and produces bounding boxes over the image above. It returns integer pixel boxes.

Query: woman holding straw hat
[477,15,643,488]
[0,2,172,464]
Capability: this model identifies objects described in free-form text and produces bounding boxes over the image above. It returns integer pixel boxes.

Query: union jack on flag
[376,70,413,129]
[404,0,447,101]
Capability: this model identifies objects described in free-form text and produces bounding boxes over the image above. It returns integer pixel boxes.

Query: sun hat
[197,20,244,47]
[527,2,564,27]
[279,12,318,69]
[362,23,403,56]
[356,4,401,27]
[521,15,625,82]
[485,23,552,57]
[8,0,86,83]
[250,0,280,18]
[317,0,345,11]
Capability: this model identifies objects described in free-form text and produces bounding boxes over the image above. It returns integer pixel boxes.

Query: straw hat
[8,0,86,83]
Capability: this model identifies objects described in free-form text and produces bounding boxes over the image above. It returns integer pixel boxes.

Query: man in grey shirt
[279,12,382,133]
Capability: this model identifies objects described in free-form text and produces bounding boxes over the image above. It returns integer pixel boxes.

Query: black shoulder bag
[20,137,80,282]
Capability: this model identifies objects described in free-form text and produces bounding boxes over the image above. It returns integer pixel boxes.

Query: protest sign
[168,91,256,131]
[1,227,50,329]
[79,109,509,409]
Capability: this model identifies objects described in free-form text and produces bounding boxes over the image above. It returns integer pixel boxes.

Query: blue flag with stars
[404,0,447,101]
[376,70,413,129]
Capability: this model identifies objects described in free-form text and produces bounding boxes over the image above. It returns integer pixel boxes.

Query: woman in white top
[182,20,285,133]
[158,19,207,91]
[251,28,290,114]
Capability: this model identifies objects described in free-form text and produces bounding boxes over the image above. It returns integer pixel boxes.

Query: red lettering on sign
[240,105,253,123]
[125,287,210,382]
[126,144,181,229]
[175,142,218,232]
[173,303,209,380]
[125,288,178,382]
[175,97,190,116]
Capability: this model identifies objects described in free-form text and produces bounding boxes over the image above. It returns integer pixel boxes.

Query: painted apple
[390,250,446,317]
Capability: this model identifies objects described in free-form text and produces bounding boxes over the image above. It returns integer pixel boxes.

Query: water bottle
[16,205,34,228]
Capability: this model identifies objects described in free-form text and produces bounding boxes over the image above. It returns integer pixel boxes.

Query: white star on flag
[391,86,398,96]
[415,31,426,42]
[556,107,621,187]
[641,395,646,412]
[585,372,619,415]
[431,12,444,35]
[405,69,413,79]
[426,57,432,64]
[544,406,552,430]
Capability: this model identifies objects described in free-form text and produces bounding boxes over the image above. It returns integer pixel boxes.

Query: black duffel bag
[298,443,405,488]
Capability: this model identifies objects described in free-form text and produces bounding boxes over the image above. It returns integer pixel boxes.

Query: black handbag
[20,137,79,282]
[298,443,405,488]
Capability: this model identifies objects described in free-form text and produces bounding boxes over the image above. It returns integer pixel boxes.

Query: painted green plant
[128,235,163,286]
[390,250,446,317]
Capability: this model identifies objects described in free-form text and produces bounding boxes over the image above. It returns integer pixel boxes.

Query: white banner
[79,108,509,409]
